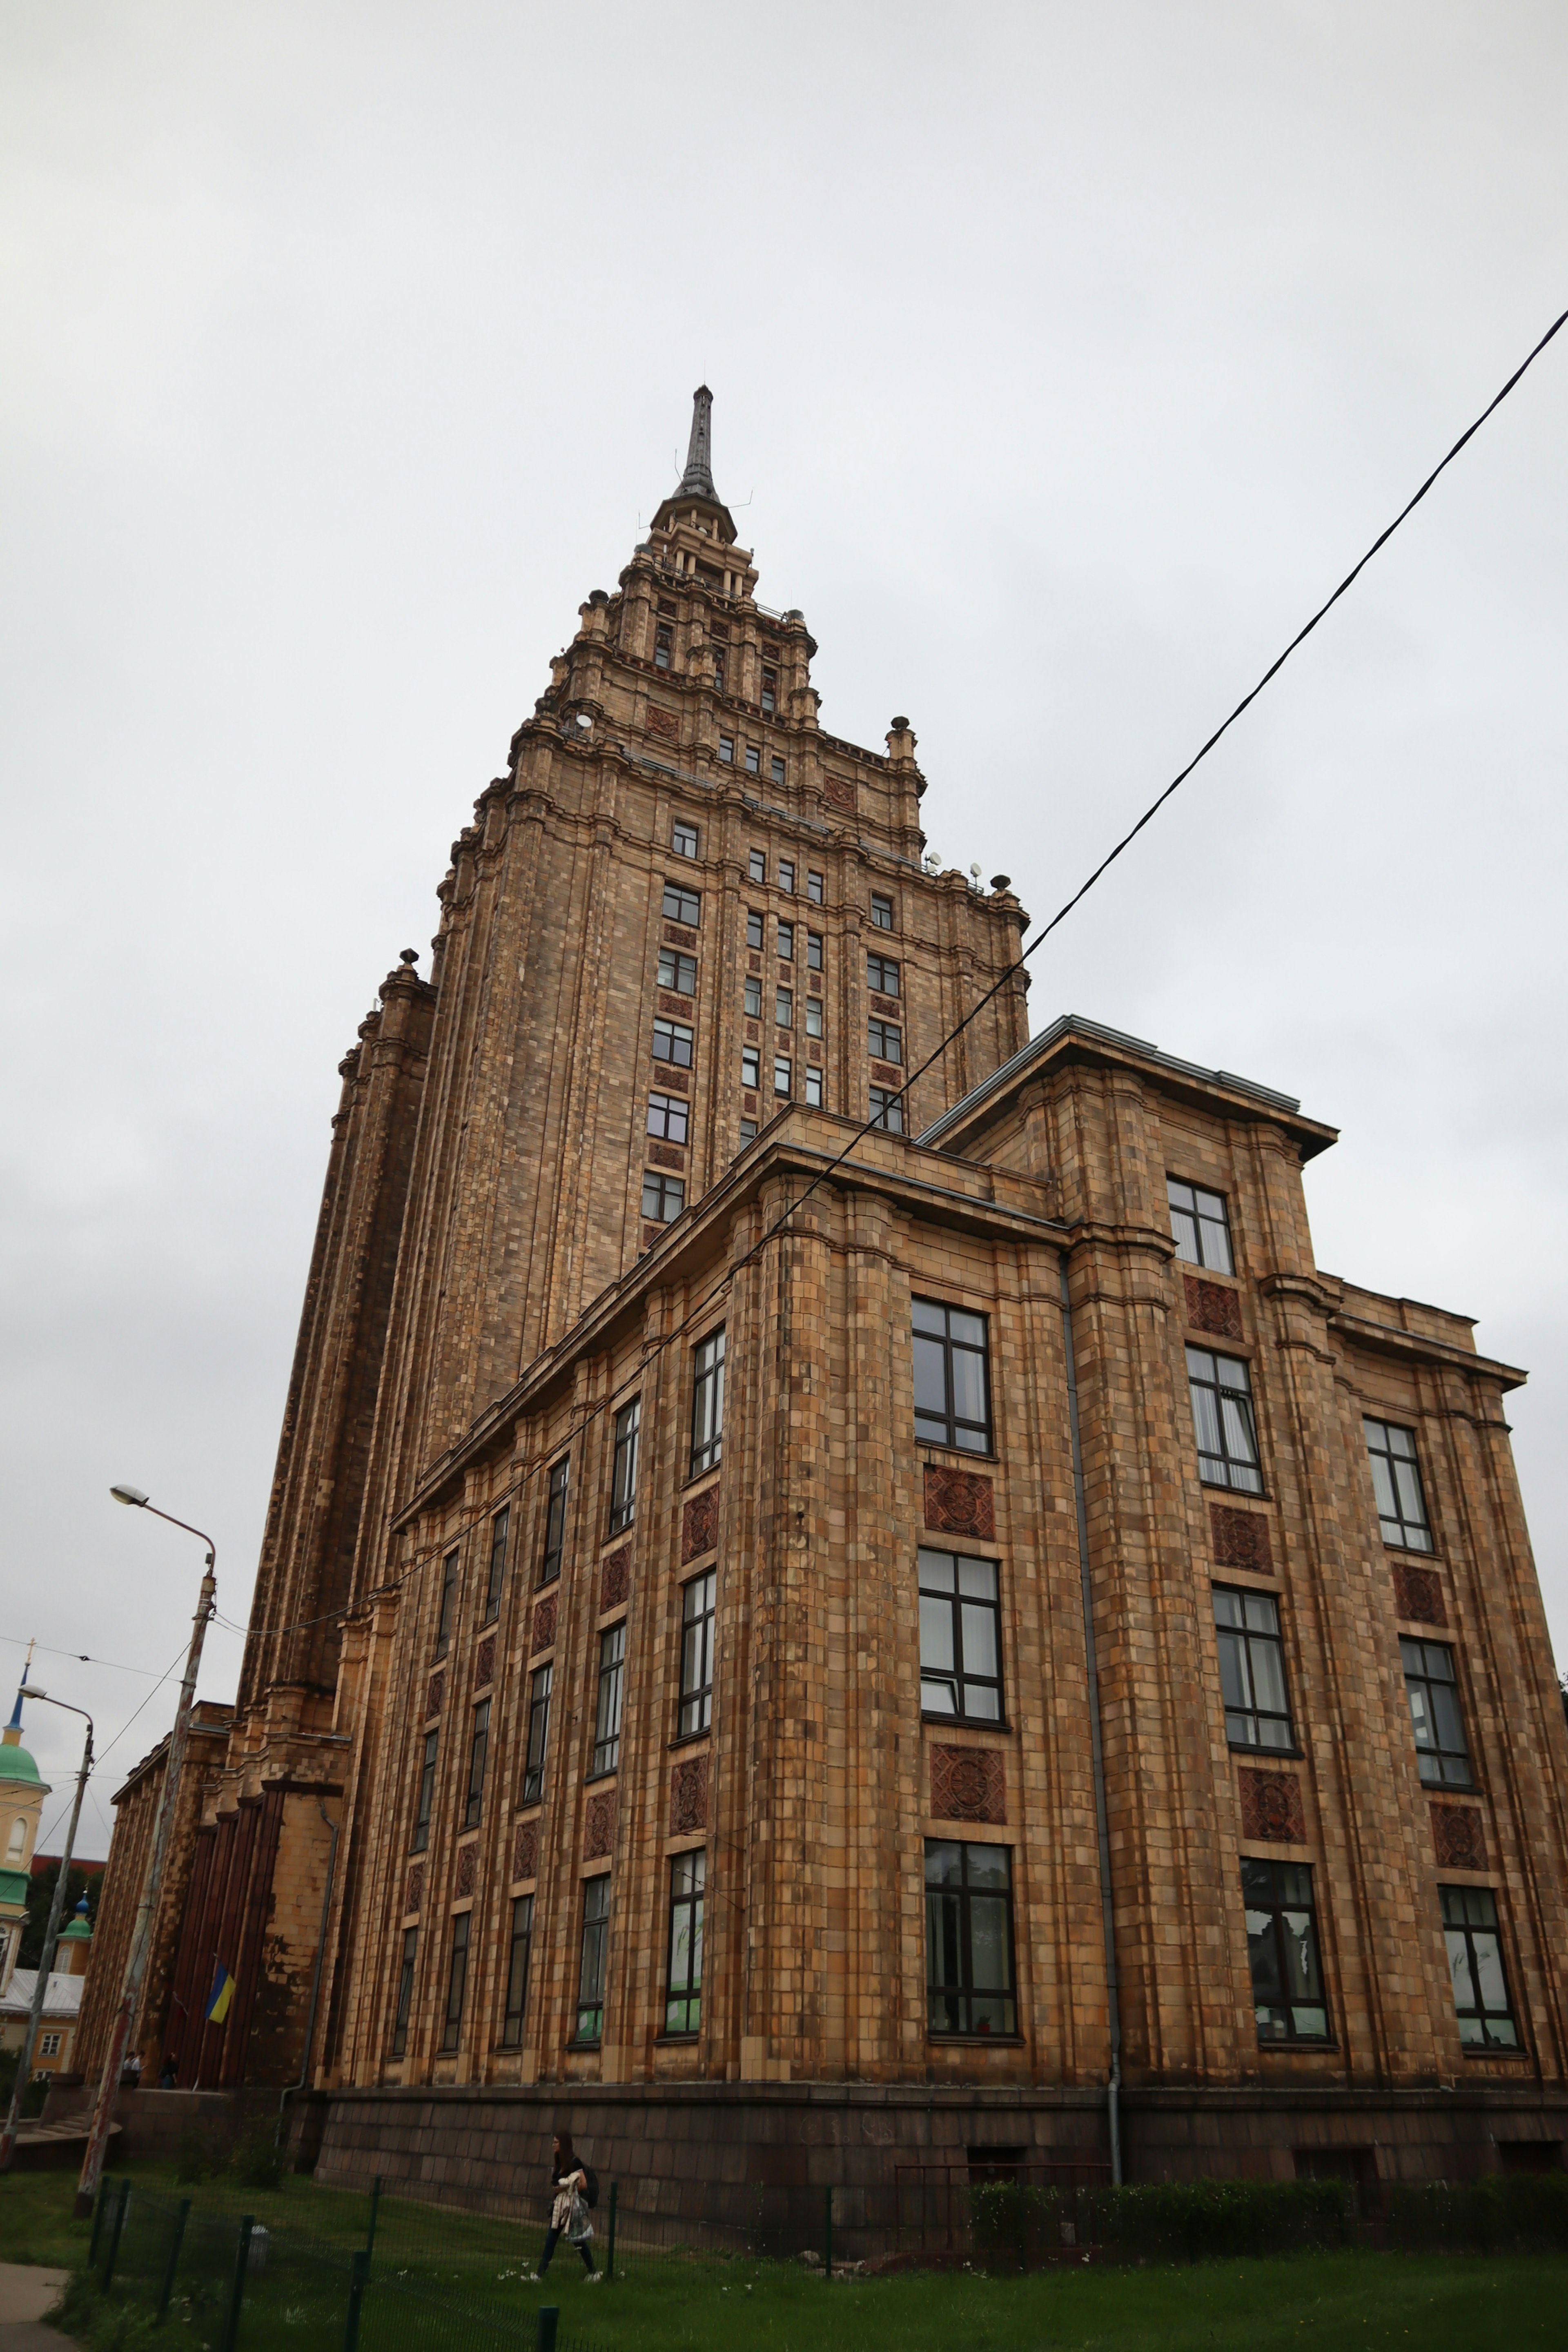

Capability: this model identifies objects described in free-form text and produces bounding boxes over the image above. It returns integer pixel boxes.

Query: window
[1187,1347,1263,1494]
[465,1700,490,1829]
[807,871,824,906]
[1167,1177,1234,1274]
[806,929,823,970]
[870,892,893,930]
[771,756,786,786]
[741,1047,760,1090]
[40,2032,61,2058]
[869,1018,902,1065]
[642,1170,685,1223]
[483,1508,509,1624]
[713,651,726,693]
[926,1840,1017,2036]
[435,1550,459,1656]
[665,1850,705,2034]
[719,733,734,764]
[778,858,795,894]
[412,1731,437,1853]
[654,624,673,670]
[662,880,701,926]
[738,1118,757,1145]
[575,1877,610,2042]
[777,919,794,960]
[870,1086,904,1134]
[745,744,761,775]
[690,1328,726,1475]
[1401,1640,1473,1787]
[761,666,777,715]
[919,1549,1002,1721]
[391,1928,417,2056]
[775,989,793,1029]
[441,1911,470,2052]
[804,1068,824,1108]
[540,1458,569,1586]
[744,974,762,1018]
[672,821,699,860]
[1243,1860,1329,2042]
[1214,1589,1294,1750]
[913,1300,992,1454]
[867,952,900,998]
[804,997,823,1039]
[657,947,697,995]
[648,1092,689,1145]
[591,1623,626,1777]
[774,1056,792,1097]
[746,910,764,951]
[501,1894,533,2047]
[749,849,766,884]
[609,1399,640,1533]
[653,1017,693,1068]
[1365,1419,1434,1552]
[679,1570,716,1734]
[522,1663,553,1805]
[1441,1886,1517,2049]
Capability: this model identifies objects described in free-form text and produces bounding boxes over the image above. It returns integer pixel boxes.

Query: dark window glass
[539,1459,569,1586]
[653,1017,694,1067]
[1243,1859,1329,2042]
[680,1569,716,1735]
[744,974,762,1018]
[1187,1347,1263,1494]
[642,1170,685,1223]
[391,1927,417,2056]
[1441,1885,1518,2049]
[778,859,795,894]
[523,1662,553,1805]
[870,1086,904,1134]
[501,1894,533,2048]
[804,997,823,1038]
[775,988,792,1029]
[648,1092,689,1145]
[870,893,893,931]
[771,755,786,786]
[719,733,734,764]
[746,910,764,950]
[919,1549,1002,1721]
[806,930,823,970]
[412,1730,437,1854]
[912,1299,992,1454]
[867,953,900,997]
[1365,1419,1434,1552]
[441,1911,470,2053]
[465,1699,490,1829]
[741,1047,760,1089]
[1402,1639,1473,1787]
[665,1849,705,2035]
[804,1068,823,1108]
[609,1399,640,1533]
[749,850,766,884]
[869,1018,902,1065]
[777,919,794,961]
[654,625,673,670]
[714,652,726,693]
[738,1118,758,1145]
[657,947,697,995]
[1167,1177,1234,1274]
[483,1507,509,1625]
[436,1550,459,1656]
[773,1056,791,1097]
[662,880,701,926]
[744,744,761,775]
[760,667,777,715]
[807,872,824,906]
[592,1624,626,1777]
[925,1840,1017,2036]
[575,1877,610,2042]
[690,1330,726,1476]
[672,821,699,860]
[1214,1588,1294,1750]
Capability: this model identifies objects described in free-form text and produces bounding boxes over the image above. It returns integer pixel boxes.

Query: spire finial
[5,1644,31,1740]
[677,385,717,500]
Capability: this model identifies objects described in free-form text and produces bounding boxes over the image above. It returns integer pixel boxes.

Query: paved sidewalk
[0,2264,72,2348]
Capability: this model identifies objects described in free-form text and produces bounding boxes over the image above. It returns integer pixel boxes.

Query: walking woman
[531,2132,599,2281]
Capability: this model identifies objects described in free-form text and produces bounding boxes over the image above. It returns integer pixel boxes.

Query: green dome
[0,1743,42,1785]
[60,1915,92,1940]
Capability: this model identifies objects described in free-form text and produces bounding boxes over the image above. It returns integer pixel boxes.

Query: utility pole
[0,1689,93,2172]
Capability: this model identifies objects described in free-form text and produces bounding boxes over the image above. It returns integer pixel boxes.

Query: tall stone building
[88,392,1568,2212]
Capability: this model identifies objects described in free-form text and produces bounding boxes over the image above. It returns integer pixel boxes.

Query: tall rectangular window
[806,929,823,970]
[777,919,794,961]
[866,952,900,997]
[778,858,795,893]
[1243,1859,1329,2042]
[774,1055,792,1097]
[912,1300,992,1454]
[465,1699,490,1829]
[744,743,761,775]
[483,1508,510,1624]
[1167,1177,1234,1274]
[775,988,793,1028]
[435,1551,459,1655]
[870,1086,904,1134]
[1401,1640,1473,1786]
[641,1170,685,1223]
[539,1458,569,1586]
[1365,1419,1434,1552]
[741,1047,760,1090]
[608,1399,640,1532]
[662,880,701,926]
[653,1017,694,1067]
[672,821,699,860]
[441,1911,470,2053]
[664,1850,705,2035]
[412,1731,437,1854]
[1214,1588,1294,1749]
[1441,1886,1517,2048]
[679,1570,716,1735]
[748,849,766,884]
[760,666,777,715]
[869,1018,902,1064]
[690,1329,725,1475]
[870,893,894,930]
[925,1840,1017,2036]
[719,733,735,764]
[654,624,673,670]
[919,1549,1002,1721]
[746,909,764,950]
[592,1624,626,1777]
[1187,1347,1263,1493]
[657,947,697,995]
[501,1894,533,2048]
[522,1663,552,1805]
[391,1928,417,2057]
[807,871,824,905]
[648,1090,689,1145]
[744,974,762,1018]
[771,755,786,786]
[737,1118,758,1145]
[575,1877,610,2043]
[804,1068,824,1108]
[804,997,824,1038]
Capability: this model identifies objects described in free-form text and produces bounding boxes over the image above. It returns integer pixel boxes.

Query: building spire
[4,1644,31,1739]
[677,385,717,500]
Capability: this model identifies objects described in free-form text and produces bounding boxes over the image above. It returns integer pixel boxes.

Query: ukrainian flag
[205,1964,236,2025]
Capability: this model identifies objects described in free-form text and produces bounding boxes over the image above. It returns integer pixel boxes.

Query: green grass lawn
[3,2160,1565,2350]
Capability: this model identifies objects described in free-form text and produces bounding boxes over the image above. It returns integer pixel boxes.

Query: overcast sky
[3,3,1565,1856]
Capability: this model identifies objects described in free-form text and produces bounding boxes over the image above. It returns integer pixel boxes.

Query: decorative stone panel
[425,1669,445,1721]
[1239,1768,1306,1844]
[671,1753,709,1835]
[646,706,678,740]
[455,1840,477,1899]
[658,1067,690,1094]
[871,1060,903,1089]
[924,1465,996,1541]
[662,922,697,951]
[1393,1561,1447,1627]
[869,992,900,1020]
[1431,1801,1487,1871]
[823,776,856,815]
[657,989,693,1018]
[1185,1275,1244,1341]
[682,1485,719,1563]
[473,1634,496,1690]
[532,1593,557,1655]
[649,1143,685,1172]
[748,953,763,974]
[512,1818,539,1884]
[403,1862,423,1918]
[585,1790,617,1860]
[930,1746,1006,1824]
[1210,1505,1273,1574]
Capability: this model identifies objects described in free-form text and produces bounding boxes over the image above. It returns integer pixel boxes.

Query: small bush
[969,2176,1353,2270]
[1386,2173,1568,2255]
[230,2117,286,2191]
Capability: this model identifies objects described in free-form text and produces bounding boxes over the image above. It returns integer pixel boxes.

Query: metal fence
[893,2159,1115,2264]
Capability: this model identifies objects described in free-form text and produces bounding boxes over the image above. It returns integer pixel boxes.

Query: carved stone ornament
[646,706,678,740]
[473,1633,496,1691]
[1185,1274,1244,1342]
[663,922,698,951]
[649,1142,684,1172]
[455,1840,477,1900]
[823,777,856,815]
[682,1484,719,1563]
[532,1593,557,1655]
[512,1818,539,1884]
[585,1789,617,1860]
[1393,1560,1447,1627]
[671,1753,709,1835]
[601,1544,632,1612]
[403,1861,423,1918]
[930,1745,1006,1824]
[1210,1504,1273,1574]
[1239,1767,1306,1844]
[924,1464,996,1541]
[425,1668,445,1722]
[1431,1800,1488,1871]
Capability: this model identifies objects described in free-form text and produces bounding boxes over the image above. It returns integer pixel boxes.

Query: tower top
[651,385,737,543]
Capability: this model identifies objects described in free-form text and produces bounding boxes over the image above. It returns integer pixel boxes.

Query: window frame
[743,974,762,1018]
[741,1047,760,1090]
[435,1550,459,1657]
[464,1698,490,1829]
[744,743,761,775]
[718,733,735,765]
[653,624,673,671]
[1243,1858,1331,2045]
[647,1091,689,1145]
[1186,1346,1264,1494]
[870,1086,904,1134]
[748,849,766,884]
[1365,1418,1435,1553]
[483,1507,509,1626]
[1214,1586,1296,1751]
[777,919,794,961]
[918,1548,1004,1723]
[661,880,701,927]
[574,1876,610,2045]
[868,1017,903,1065]
[664,1849,706,2036]
[925,1838,1018,2038]
[1167,1176,1235,1274]
[391,1927,417,2056]
[690,1330,726,1477]
[760,666,777,715]
[657,946,697,996]
[770,755,786,786]
[804,1067,824,1107]
[746,910,764,950]
[807,871,824,906]
[440,1909,470,2053]
[641,1169,686,1224]
[539,1458,569,1586]
[1440,1884,1519,2049]
[501,1893,534,2049]
[652,1016,694,1069]
[775,987,793,1029]
[591,1622,626,1778]
[1401,1638,1474,1788]
[870,892,894,931]
[679,1568,717,1735]
[867,952,900,998]
[522,1661,553,1805]
[806,929,823,970]
[773,1055,792,1098]
[912,1298,993,1455]
[778,858,795,894]
[671,821,699,860]
[411,1730,438,1854]
[608,1398,641,1534]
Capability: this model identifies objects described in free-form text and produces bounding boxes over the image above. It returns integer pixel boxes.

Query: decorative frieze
[1431,1801,1488,1871]
[1210,1505,1272,1574]
[924,1464,996,1541]
[532,1594,557,1655]
[403,1862,423,1918]
[1185,1274,1244,1341]
[454,1840,477,1899]
[930,1745,1006,1824]
[511,1818,539,1884]
[585,1790,617,1860]
[1393,1561,1447,1627]
[682,1485,719,1562]
[601,1545,632,1613]
[1239,1768,1306,1843]
[425,1669,445,1722]
[473,1634,496,1690]
[671,1753,709,1835]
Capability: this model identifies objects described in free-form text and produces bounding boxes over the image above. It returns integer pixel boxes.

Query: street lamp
[0,1690,93,2173]
[73,1486,217,2219]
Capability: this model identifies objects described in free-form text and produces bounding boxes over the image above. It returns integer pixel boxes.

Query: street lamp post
[0,1690,94,2173]
[72,1486,217,2220]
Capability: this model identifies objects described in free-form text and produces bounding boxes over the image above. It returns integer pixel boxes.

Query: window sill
[670,1725,712,1751]
[926,2032,1026,2047]
[683,1464,722,1493]
[585,1768,618,1786]
[1460,2041,1528,2060]
[1384,1539,1439,1559]
[657,2032,700,2046]
[1200,1476,1271,1502]
[606,1521,635,1541]
[568,2039,602,2053]
[536,1570,561,1591]
[922,1711,1012,1734]
[1255,2038,1336,2053]
[917,1441,1001,1468]
[1227,1742,1305,1760]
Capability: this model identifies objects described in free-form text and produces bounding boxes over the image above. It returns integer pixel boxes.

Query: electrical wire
[0,1633,167,1679]
[26,1637,194,1858]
